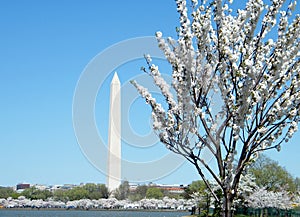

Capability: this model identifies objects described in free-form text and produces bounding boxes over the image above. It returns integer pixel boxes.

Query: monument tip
[111,72,120,84]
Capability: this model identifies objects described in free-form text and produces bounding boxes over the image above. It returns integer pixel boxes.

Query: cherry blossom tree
[131,0,300,216]
[245,187,293,215]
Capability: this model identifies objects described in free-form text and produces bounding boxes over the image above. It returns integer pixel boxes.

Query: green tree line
[1,155,298,202]
[114,181,186,201]
[0,183,109,201]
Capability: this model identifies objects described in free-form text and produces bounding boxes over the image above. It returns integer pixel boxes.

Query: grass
[182,215,250,217]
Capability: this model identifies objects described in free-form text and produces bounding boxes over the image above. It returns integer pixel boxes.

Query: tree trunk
[223,191,233,217]
[206,194,210,217]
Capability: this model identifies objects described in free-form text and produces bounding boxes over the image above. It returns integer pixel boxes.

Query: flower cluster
[245,187,294,210]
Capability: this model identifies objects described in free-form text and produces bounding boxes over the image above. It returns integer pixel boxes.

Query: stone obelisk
[107,72,121,191]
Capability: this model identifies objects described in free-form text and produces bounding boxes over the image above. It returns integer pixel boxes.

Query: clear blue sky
[0,0,299,187]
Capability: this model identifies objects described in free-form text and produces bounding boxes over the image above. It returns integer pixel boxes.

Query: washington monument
[107,72,122,190]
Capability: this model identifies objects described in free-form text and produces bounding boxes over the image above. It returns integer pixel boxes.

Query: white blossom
[245,187,294,210]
